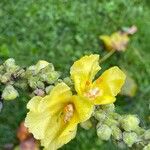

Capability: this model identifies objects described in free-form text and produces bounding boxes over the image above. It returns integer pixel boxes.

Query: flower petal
[72,96,94,122]
[41,112,78,150]
[93,66,126,105]
[70,54,101,95]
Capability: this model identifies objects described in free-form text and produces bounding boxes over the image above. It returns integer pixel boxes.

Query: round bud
[101,104,115,113]
[97,124,112,141]
[123,132,138,147]
[45,85,54,94]
[35,60,50,73]
[144,129,150,140]
[93,109,106,121]
[80,120,92,130]
[111,126,122,140]
[121,115,140,131]
[143,143,150,150]
[2,85,19,100]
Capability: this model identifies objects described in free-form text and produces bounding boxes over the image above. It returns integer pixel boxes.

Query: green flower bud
[134,126,145,135]
[104,117,118,127]
[121,115,140,131]
[4,58,19,73]
[0,65,4,74]
[1,73,11,83]
[143,143,150,150]
[144,129,150,140]
[63,77,73,87]
[93,109,106,121]
[97,124,112,141]
[109,112,122,121]
[2,85,19,100]
[4,58,15,67]
[28,77,44,89]
[123,132,138,147]
[45,85,54,94]
[80,120,92,130]
[111,126,122,140]
[35,60,50,73]
[46,71,60,84]
[26,65,36,77]
[101,104,115,113]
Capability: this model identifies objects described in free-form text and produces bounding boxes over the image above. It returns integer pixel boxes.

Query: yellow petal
[38,82,72,113]
[25,110,51,140]
[72,96,93,122]
[41,113,78,150]
[70,54,101,95]
[93,66,126,105]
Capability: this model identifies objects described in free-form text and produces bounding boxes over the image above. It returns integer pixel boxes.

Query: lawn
[0,0,150,149]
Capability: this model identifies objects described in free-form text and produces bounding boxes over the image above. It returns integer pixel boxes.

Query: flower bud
[4,58,19,73]
[97,124,112,141]
[93,109,106,121]
[144,129,150,140]
[2,85,19,100]
[45,85,54,94]
[4,58,15,67]
[104,117,118,127]
[35,60,50,73]
[111,126,122,140]
[134,126,145,135]
[46,71,60,84]
[143,143,150,150]
[1,73,11,83]
[101,104,115,113]
[123,132,138,147]
[121,115,140,131]
[80,120,92,130]
[63,77,73,87]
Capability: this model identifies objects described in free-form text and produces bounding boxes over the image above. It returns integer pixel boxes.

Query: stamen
[85,87,101,99]
[63,104,74,123]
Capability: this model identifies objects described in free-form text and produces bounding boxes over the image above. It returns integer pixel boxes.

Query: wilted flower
[70,54,126,105]
[100,32,129,51]
[25,83,93,150]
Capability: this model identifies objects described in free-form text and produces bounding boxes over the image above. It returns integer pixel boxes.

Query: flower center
[63,104,74,123]
[85,87,101,99]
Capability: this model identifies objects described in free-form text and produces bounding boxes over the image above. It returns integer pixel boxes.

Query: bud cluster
[93,104,150,149]
[0,59,61,101]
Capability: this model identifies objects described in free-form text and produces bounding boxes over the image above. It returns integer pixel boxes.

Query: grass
[0,0,150,149]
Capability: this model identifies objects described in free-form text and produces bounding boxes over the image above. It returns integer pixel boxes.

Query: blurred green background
[0,0,150,149]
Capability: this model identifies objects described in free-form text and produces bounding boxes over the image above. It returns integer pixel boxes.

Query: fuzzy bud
[2,85,19,100]
[143,143,150,150]
[144,129,150,140]
[45,85,54,94]
[80,120,92,130]
[35,60,50,73]
[104,117,118,127]
[101,104,115,113]
[121,115,140,131]
[111,126,122,140]
[93,109,106,121]
[97,124,112,141]
[123,132,138,147]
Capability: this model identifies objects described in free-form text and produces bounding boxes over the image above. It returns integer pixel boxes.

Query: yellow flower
[25,83,93,150]
[100,32,129,51]
[70,54,126,105]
